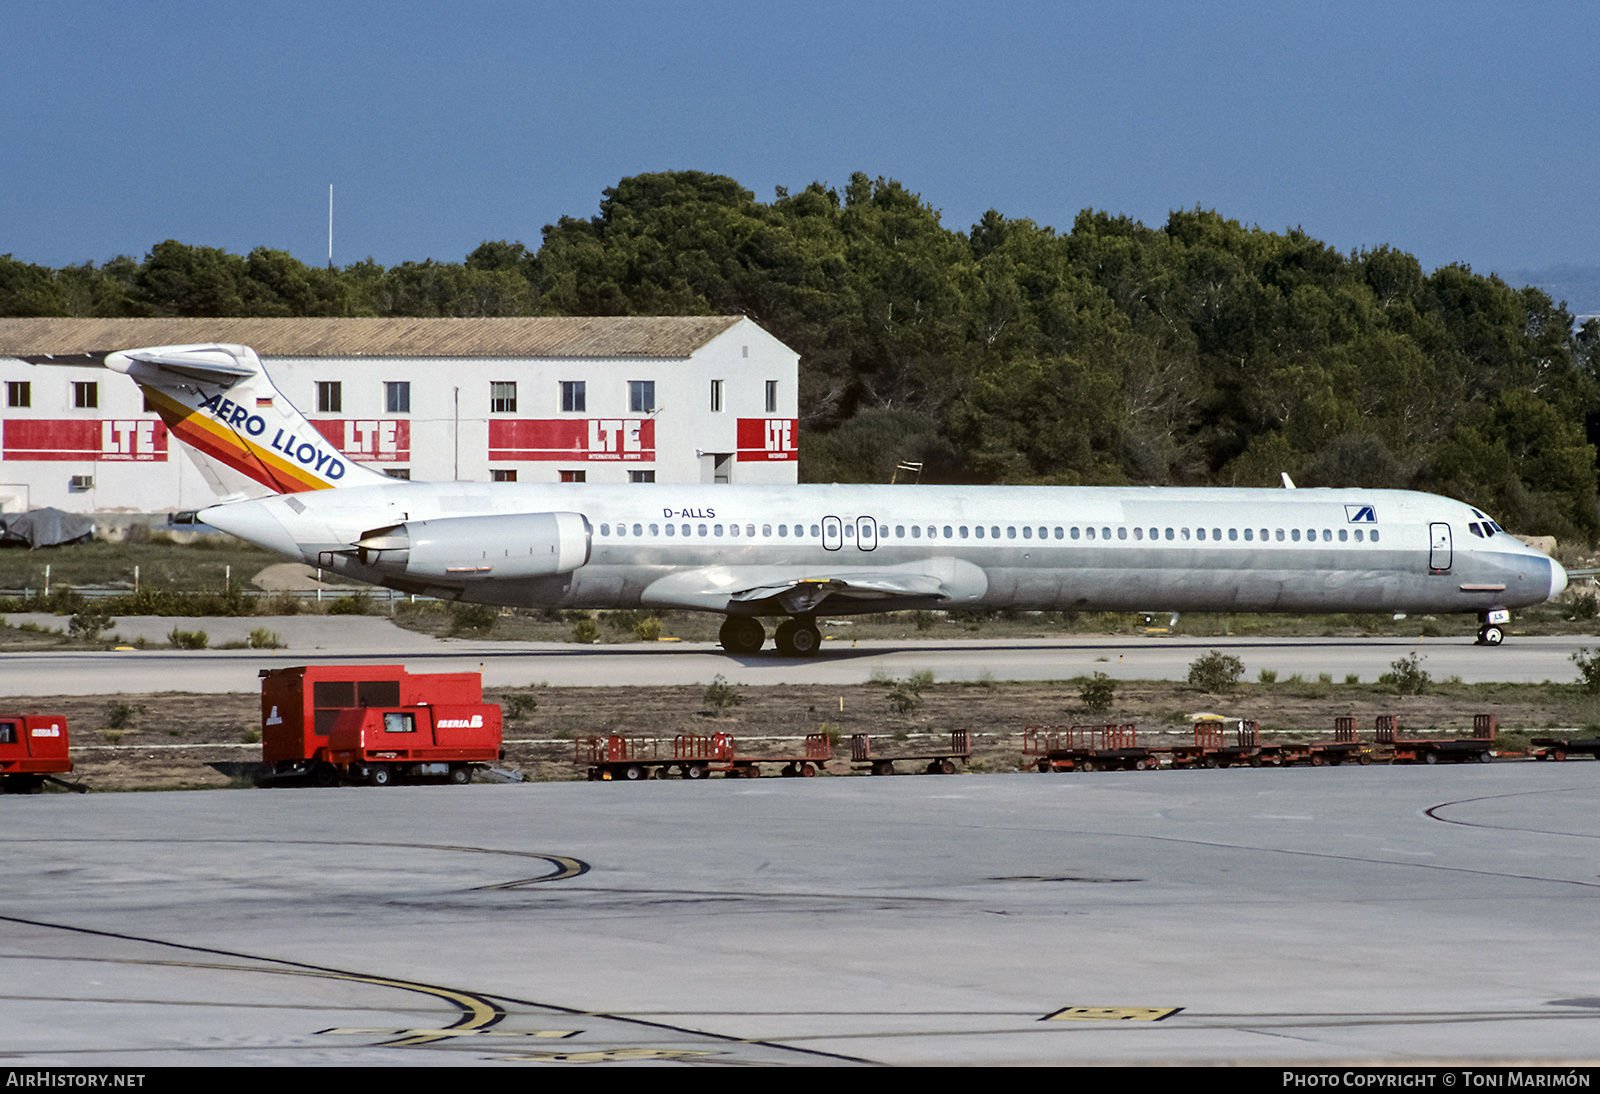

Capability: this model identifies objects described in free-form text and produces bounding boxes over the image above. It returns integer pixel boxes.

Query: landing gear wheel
[774,618,822,657]
[1477,624,1505,646]
[718,616,767,655]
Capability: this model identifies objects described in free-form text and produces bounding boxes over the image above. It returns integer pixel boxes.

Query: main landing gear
[717,616,824,657]
[718,616,768,655]
[1476,609,1510,646]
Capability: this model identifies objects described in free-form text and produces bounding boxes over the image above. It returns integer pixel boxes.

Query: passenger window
[975,526,985,539]
[1338,529,1348,542]
[778,525,787,537]
[1165,528,1174,540]
[1291,529,1301,542]
[959,526,969,539]
[1213,528,1221,540]
[1196,528,1206,541]
[1243,528,1253,541]
[993,526,1001,539]
[649,524,659,535]
[1181,528,1190,541]
[634,524,643,536]
[1371,530,1380,542]
[1354,529,1364,542]
[600,524,610,536]
[1275,529,1285,541]
[943,526,953,538]
[665,524,675,536]
[1117,527,1127,540]
[1071,527,1080,540]
[763,525,772,537]
[1086,527,1096,540]
[1133,527,1143,540]
[810,525,820,537]
[747,525,755,537]
[683,524,691,536]
[713,525,722,536]
[1022,526,1032,539]
[1228,528,1238,541]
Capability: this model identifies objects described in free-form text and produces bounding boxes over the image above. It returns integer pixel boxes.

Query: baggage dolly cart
[1375,713,1496,764]
[1024,724,1159,772]
[1531,736,1600,761]
[851,730,972,775]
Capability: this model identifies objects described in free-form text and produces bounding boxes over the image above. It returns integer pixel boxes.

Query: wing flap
[640,558,987,613]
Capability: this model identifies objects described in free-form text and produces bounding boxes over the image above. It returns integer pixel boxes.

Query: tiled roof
[0,316,747,360]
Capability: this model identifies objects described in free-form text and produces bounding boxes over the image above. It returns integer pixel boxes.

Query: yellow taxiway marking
[1043,1006,1183,1022]
[497,1048,721,1063]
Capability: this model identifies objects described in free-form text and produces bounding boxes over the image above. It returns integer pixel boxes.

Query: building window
[629,470,656,483]
[491,382,517,413]
[709,379,724,413]
[69,474,94,492]
[317,381,341,413]
[7,381,29,408]
[73,382,97,409]
[561,381,586,413]
[629,380,655,413]
[491,469,518,482]
[559,470,586,483]
[765,380,777,414]
[385,382,410,413]
[384,468,411,480]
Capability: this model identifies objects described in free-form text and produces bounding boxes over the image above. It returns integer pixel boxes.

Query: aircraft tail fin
[105,343,394,496]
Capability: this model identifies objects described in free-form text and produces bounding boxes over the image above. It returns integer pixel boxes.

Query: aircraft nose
[200,497,302,558]
[1549,556,1569,600]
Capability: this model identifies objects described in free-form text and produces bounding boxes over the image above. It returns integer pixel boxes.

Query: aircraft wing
[639,558,987,614]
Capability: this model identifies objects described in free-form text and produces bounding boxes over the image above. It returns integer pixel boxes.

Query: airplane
[105,342,1568,655]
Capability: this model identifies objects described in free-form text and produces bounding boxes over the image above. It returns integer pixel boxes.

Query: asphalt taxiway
[3,763,1598,1066]
[0,613,1593,693]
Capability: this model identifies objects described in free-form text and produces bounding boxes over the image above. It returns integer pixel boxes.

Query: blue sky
[4,1,1596,278]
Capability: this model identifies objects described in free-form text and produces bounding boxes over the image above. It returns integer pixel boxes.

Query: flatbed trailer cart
[580,732,832,779]
[1168,718,1262,768]
[578,734,667,780]
[1024,724,1160,772]
[851,731,972,776]
[0,714,80,793]
[1251,718,1373,767]
[1530,736,1600,761]
[714,733,833,778]
[1375,713,1496,764]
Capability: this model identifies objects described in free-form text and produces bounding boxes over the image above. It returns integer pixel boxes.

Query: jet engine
[353,512,590,579]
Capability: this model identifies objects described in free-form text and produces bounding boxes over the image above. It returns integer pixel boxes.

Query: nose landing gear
[1476,609,1510,646]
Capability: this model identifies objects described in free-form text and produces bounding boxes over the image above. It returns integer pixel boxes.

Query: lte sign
[737,418,797,461]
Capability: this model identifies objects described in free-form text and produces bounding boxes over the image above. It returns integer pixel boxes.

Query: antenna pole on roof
[327,185,334,270]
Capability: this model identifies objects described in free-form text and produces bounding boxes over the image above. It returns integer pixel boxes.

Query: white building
[0,316,799,513]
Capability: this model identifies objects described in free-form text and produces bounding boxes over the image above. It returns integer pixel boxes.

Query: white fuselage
[201,481,1566,619]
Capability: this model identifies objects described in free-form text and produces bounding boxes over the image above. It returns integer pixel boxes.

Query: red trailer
[0,714,72,793]
[259,665,495,785]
